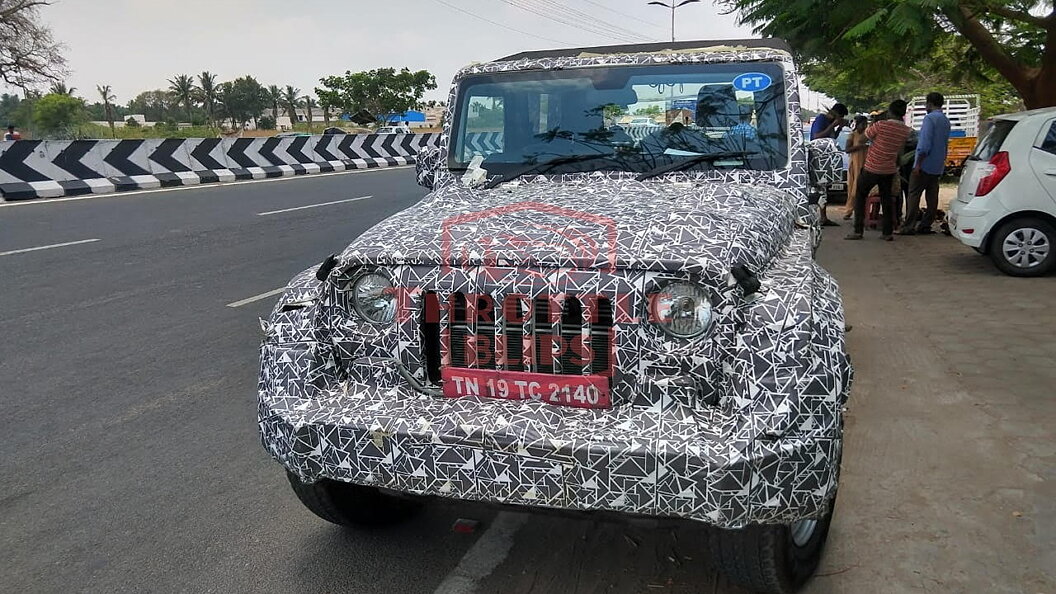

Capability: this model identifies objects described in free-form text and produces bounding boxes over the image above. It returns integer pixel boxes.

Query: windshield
[449,62,789,177]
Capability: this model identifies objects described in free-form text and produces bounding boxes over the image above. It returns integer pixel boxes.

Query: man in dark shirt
[811,104,848,141]
[810,103,849,226]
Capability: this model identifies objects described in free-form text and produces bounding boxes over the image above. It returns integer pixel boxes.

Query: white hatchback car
[949,107,1056,276]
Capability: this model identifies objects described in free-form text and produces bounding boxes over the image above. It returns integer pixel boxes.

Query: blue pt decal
[732,72,772,93]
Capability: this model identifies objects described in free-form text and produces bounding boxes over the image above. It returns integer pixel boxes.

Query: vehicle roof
[496,38,792,62]
[994,106,1056,122]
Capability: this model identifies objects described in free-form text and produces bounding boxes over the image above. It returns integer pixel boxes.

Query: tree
[199,71,218,127]
[258,114,276,130]
[634,105,663,116]
[0,93,22,126]
[32,92,85,136]
[304,95,315,125]
[168,73,196,123]
[317,67,437,126]
[217,76,266,130]
[0,0,67,90]
[128,89,175,122]
[316,87,340,127]
[266,84,281,120]
[800,37,1024,119]
[48,81,75,95]
[96,84,116,137]
[282,85,301,127]
[721,0,1056,109]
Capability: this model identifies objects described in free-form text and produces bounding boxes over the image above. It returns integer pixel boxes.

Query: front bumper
[259,353,843,529]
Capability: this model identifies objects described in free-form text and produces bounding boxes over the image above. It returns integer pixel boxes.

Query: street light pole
[648,0,700,43]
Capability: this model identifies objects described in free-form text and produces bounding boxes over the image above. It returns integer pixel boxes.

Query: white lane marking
[257,195,374,216]
[433,512,529,594]
[0,165,413,209]
[226,287,285,308]
[0,238,101,257]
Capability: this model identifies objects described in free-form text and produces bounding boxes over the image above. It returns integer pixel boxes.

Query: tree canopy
[0,0,67,90]
[32,92,85,136]
[316,68,436,123]
[721,0,1056,109]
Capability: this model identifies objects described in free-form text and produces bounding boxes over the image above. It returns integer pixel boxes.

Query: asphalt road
[2,171,1052,594]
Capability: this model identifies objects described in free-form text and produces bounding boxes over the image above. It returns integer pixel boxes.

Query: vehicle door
[1029,118,1056,206]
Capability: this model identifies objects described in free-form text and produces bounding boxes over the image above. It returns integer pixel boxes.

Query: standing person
[846,99,913,241]
[810,103,849,226]
[898,92,951,234]
[842,115,869,220]
[4,125,20,140]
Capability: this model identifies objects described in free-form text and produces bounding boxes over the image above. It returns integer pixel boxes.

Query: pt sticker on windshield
[732,72,772,93]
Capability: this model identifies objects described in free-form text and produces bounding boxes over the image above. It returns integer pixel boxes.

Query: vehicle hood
[339,175,800,282]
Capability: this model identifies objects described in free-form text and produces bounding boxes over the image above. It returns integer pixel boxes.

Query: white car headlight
[351,272,396,324]
[651,282,713,338]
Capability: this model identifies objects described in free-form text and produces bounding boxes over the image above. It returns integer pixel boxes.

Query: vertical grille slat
[533,297,554,374]
[559,297,583,375]
[421,291,442,383]
[590,298,613,376]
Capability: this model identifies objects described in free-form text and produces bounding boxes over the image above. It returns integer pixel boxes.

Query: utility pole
[647,0,700,43]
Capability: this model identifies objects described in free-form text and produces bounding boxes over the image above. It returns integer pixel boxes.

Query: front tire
[286,471,420,526]
[704,496,836,594]
[989,217,1056,277]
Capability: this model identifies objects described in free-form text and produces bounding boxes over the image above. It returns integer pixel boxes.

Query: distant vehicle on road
[949,106,1056,276]
[322,127,347,135]
[258,39,852,594]
[274,131,310,138]
[376,125,411,134]
[627,116,658,126]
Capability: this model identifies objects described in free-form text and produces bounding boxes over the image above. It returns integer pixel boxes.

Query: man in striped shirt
[846,100,913,241]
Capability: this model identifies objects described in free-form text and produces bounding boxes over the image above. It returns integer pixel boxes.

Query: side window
[1038,121,1056,156]
[461,95,505,161]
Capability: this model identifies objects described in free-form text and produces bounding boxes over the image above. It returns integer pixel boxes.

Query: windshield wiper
[635,151,761,181]
[483,153,614,189]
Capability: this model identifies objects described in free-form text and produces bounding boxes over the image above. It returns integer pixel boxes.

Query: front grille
[420,292,613,379]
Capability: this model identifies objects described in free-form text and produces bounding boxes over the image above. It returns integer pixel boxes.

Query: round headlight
[651,282,713,338]
[351,273,396,323]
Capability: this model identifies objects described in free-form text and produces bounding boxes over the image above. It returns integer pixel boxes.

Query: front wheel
[989,217,1055,277]
[704,496,836,594]
[286,471,421,527]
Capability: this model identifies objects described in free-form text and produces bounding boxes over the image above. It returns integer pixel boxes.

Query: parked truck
[906,94,980,176]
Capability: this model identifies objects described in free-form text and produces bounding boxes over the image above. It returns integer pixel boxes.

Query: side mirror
[807,138,843,188]
[415,145,444,190]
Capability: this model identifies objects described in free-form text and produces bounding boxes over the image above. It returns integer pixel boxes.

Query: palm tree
[168,73,196,123]
[198,71,218,127]
[267,84,281,121]
[96,84,116,137]
[49,82,76,95]
[304,96,315,127]
[283,85,301,129]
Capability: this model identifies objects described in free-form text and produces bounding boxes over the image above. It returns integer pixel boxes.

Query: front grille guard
[418,292,615,385]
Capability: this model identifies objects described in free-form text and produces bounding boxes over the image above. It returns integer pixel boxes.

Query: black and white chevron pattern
[0,133,439,200]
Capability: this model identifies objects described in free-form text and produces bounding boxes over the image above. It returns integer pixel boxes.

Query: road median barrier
[0,133,439,200]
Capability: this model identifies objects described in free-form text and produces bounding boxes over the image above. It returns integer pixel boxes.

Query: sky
[25,0,833,111]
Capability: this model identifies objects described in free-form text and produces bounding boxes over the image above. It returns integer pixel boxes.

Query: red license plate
[441,367,611,409]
